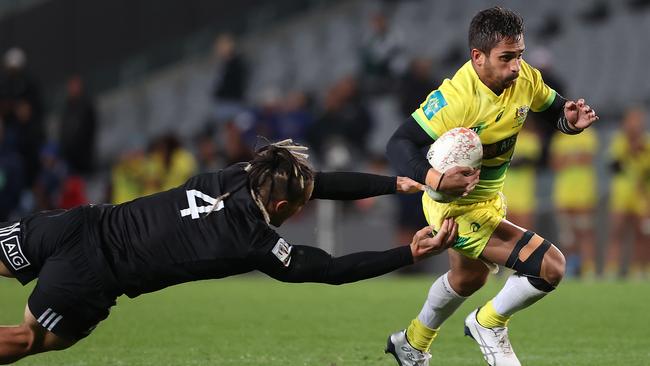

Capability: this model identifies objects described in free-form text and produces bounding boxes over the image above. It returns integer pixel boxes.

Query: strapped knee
[505,231,555,292]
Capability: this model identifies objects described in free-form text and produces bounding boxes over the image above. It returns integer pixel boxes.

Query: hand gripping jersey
[84,163,283,298]
[411,60,556,204]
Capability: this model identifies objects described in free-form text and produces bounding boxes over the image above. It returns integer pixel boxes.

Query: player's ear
[471,48,484,66]
[273,200,290,214]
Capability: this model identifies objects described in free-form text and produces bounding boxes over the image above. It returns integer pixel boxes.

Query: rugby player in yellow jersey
[550,128,599,277]
[606,107,650,278]
[384,7,598,366]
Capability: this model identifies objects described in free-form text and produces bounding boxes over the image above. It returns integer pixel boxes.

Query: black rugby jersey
[85,163,280,298]
[83,164,400,298]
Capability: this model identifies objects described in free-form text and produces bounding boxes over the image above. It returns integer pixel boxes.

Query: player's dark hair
[247,140,314,207]
[468,7,524,54]
[204,139,313,221]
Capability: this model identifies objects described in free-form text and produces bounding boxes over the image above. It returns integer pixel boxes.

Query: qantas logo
[0,223,30,271]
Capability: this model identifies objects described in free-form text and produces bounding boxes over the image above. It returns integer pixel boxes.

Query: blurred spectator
[275,91,314,143]
[223,121,253,165]
[399,57,440,118]
[307,76,373,166]
[0,120,24,220]
[251,88,282,142]
[33,143,68,211]
[58,175,88,209]
[59,75,97,175]
[144,133,197,195]
[0,48,45,186]
[194,126,224,173]
[211,34,248,123]
[605,107,650,279]
[11,99,43,187]
[111,147,148,204]
[550,128,599,278]
[360,12,406,95]
[502,123,542,231]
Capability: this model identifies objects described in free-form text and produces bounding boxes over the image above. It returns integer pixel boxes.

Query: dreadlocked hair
[246,140,314,218]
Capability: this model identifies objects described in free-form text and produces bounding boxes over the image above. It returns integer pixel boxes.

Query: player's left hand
[396,176,425,194]
[564,98,599,130]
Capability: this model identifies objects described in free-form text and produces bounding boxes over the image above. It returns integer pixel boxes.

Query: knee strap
[505,231,551,279]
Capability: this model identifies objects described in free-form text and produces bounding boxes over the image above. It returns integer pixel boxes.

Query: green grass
[1,275,649,365]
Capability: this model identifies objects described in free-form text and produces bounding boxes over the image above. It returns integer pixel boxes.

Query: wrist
[425,168,443,190]
[409,242,420,263]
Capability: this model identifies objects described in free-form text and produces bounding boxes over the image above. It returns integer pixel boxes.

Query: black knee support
[505,231,554,291]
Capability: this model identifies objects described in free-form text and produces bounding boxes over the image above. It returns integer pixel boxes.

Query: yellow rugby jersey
[502,130,541,212]
[412,60,555,204]
[609,132,650,213]
[550,129,599,209]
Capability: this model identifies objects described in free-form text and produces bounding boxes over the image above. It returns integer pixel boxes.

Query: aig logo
[1,223,30,271]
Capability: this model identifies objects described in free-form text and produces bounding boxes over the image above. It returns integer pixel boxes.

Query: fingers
[564,100,577,111]
[445,219,459,247]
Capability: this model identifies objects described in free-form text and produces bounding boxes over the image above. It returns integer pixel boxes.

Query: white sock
[492,273,549,316]
[417,271,467,329]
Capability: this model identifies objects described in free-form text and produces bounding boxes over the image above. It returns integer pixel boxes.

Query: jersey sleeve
[410,86,463,140]
[525,61,557,112]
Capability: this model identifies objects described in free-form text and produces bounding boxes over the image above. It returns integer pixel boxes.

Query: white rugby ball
[425,127,482,202]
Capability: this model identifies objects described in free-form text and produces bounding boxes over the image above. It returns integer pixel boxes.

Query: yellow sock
[581,260,596,278]
[476,300,510,328]
[405,318,438,352]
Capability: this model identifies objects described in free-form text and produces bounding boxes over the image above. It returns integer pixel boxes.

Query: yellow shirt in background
[551,129,598,210]
[502,130,541,213]
[609,132,650,214]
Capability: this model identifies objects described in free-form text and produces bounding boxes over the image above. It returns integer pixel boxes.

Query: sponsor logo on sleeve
[0,223,30,271]
[272,238,292,267]
[423,90,448,119]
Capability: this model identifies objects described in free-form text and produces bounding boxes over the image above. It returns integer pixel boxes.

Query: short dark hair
[468,7,524,54]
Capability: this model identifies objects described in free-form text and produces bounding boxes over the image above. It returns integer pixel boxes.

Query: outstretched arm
[257,219,458,285]
[311,171,423,200]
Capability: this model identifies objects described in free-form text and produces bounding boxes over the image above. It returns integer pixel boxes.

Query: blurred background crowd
[1,0,650,280]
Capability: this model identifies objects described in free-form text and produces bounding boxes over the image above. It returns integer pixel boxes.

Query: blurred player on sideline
[606,107,650,278]
[550,128,598,278]
[0,140,458,364]
[385,7,598,366]
[502,122,542,231]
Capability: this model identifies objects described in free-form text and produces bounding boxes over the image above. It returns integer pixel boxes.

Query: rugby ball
[425,127,482,202]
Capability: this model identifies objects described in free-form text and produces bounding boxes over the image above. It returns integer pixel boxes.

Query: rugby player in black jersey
[0,140,458,364]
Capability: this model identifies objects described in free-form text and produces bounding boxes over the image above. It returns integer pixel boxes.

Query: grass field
[1,275,649,365]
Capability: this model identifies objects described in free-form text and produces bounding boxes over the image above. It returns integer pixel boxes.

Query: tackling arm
[256,245,413,285]
[311,171,397,200]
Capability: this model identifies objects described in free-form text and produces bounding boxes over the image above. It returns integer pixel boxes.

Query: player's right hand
[410,218,458,262]
[436,166,480,197]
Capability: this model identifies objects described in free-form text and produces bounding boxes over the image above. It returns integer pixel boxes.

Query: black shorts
[0,208,118,341]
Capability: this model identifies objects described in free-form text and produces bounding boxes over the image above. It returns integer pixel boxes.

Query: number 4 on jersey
[180,190,224,219]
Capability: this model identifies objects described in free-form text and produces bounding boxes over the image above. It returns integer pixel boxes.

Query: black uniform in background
[0,165,412,340]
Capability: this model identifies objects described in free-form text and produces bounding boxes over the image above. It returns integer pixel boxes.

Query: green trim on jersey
[480,162,511,181]
[412,112,439,140]
[537,89,557,112]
